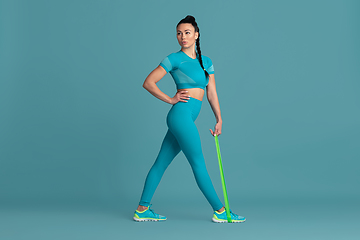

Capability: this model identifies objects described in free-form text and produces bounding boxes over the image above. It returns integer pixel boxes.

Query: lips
[182,41,187,44]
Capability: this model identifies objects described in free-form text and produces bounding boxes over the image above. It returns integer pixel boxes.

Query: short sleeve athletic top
[159,50,215,90]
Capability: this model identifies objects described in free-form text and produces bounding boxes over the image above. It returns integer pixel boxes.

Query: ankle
[216,207,225,213]
[137,205,148,211]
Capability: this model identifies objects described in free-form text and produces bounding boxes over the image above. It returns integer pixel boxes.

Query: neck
[181,46,197,59]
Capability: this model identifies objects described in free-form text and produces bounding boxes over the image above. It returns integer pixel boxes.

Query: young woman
[133,15,246,223]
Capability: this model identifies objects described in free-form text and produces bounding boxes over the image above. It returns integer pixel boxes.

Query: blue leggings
[139,97,224,211]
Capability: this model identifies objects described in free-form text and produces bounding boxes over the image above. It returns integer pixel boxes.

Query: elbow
[143,81,154,91]
[143,81,149,90]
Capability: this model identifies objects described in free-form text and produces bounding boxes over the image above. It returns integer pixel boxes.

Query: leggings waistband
[178,96,202,106]
[167,97,202,123]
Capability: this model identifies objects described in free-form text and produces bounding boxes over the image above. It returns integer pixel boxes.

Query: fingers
[215,129,221,136]
[210,128,221,137]
[179,97,189,102]
[181,91,190,100]
[211,131,221,136]
[214,122,222,136]
[178,90,190,102]
[209,129,222,136]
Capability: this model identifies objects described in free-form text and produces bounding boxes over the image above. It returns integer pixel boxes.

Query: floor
[1,197,359,240]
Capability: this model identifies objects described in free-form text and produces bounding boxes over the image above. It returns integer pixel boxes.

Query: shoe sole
[212,217,246,223]
[133,217,166,222]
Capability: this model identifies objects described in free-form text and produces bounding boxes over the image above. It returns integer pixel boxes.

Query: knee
[188,157,207,171]
[151,160,169,173]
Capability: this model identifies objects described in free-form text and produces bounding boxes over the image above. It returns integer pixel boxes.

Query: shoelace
[220,209,238,219]
[148,208,157,217]
[146,204,159,217]
[230,211,237,219]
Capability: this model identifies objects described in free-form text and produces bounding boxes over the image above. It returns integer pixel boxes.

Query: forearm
[143,81,173,104]
[207,92,222,123]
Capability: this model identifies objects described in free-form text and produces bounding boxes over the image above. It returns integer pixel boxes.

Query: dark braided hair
[177,15,209,79]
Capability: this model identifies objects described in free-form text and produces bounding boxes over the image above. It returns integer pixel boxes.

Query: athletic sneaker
[212,208,246,223]
[133,204,167,222]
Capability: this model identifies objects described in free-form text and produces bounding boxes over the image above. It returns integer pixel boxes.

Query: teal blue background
[1,0,359,239]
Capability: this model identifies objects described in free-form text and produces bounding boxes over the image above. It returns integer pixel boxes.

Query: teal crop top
[159,50,215,90]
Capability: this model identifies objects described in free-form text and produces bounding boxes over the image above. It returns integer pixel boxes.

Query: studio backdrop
[0,0,359,209]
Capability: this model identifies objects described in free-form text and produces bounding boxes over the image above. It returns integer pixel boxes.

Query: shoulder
[162,51,183,67]
[159,51,182,72]
[201,54,215,74]
[201,55,213,65]
[201,55,213,68]
[164,51,181,59]
[162,51,182,63]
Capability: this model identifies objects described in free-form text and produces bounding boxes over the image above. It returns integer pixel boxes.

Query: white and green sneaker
[212,208,246,223]
[133,204,167,222]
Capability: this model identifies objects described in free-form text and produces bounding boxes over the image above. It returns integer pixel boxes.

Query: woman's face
[176,23,198,49]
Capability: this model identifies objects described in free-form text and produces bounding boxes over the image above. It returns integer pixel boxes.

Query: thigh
[153,129,181,168]
[167,106,203,164]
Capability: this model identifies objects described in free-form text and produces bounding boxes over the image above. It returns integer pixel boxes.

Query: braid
[196,36,209,79]
[177,15,209,79]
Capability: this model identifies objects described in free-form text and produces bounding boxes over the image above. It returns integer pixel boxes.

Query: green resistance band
[214,134,232,223]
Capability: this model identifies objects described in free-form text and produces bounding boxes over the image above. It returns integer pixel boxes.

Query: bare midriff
[177,88,205,101]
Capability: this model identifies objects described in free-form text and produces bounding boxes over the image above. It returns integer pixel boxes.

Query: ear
[195,32,199,40]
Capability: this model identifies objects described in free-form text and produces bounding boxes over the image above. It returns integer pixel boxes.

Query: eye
[186,32,190,34]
